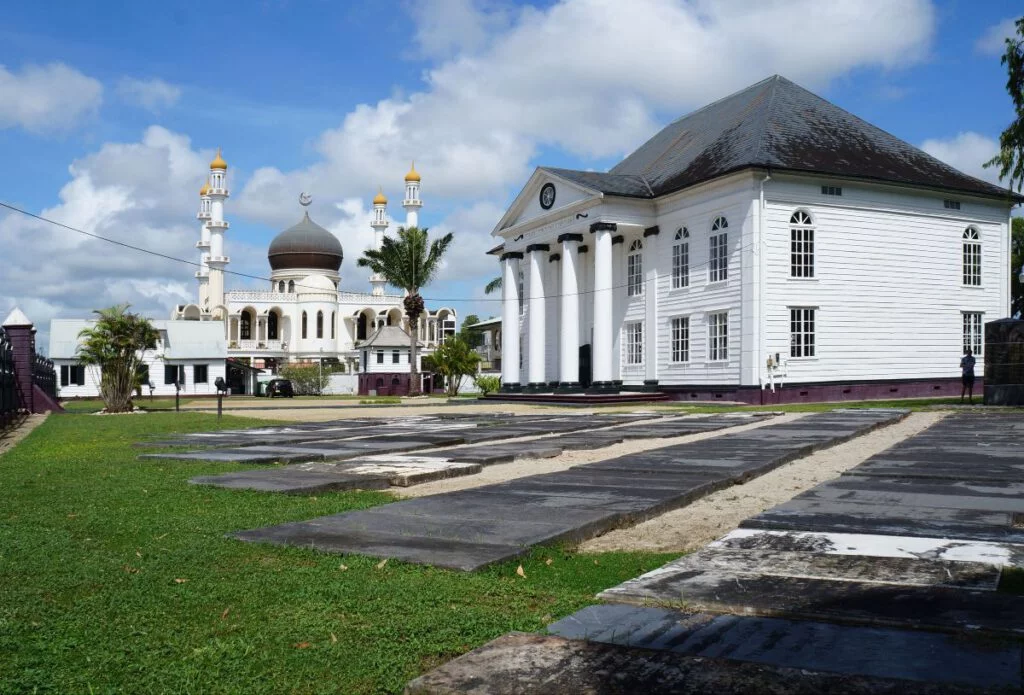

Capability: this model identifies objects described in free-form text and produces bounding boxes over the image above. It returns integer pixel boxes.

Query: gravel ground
[577,410,948,554]
[395,413,799,499]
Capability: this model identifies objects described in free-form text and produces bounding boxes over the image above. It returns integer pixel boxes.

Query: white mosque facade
[173,153,456,394]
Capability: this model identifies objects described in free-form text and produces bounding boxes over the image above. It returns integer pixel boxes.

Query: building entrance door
[579,344,592,388]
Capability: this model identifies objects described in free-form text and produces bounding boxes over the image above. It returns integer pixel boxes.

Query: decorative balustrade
[228,339,286,352]
[0,328,19,428]
[226,291,296,303]
[338,291,404,303]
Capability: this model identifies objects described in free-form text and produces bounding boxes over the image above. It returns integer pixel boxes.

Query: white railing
[338,291,404,303]
[226,291,296,303]
[229,340,287,351]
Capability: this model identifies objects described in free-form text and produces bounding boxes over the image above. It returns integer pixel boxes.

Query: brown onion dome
[267,212,343,272]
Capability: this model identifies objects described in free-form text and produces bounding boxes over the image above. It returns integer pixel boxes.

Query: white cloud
[235,0,936,276]
[975,17,1018,56]
[920,131,1002,185]
[0,62,102,133]
[116,77,182,112]
[0,126,266,347]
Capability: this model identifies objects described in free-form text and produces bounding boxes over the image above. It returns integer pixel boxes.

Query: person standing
[960,348,976,404]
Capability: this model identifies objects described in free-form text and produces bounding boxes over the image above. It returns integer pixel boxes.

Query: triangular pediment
[492,169,601,237]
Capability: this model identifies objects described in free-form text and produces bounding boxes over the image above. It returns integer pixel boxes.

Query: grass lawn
[61,397,182,413]
[0,411,674,694]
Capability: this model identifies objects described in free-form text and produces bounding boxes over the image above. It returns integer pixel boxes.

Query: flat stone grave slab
[404,632,994,695]
[232,409,906,570]
[545,605,1023,691]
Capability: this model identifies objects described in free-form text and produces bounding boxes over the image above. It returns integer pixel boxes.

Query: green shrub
[278,364,330,395]
[475,374,501,395]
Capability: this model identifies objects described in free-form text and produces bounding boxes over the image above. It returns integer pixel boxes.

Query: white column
[591,223,616,390]
[527,244,548,389]
[500,253,522,391]
[644,227,659,388]
[558,233,583,390]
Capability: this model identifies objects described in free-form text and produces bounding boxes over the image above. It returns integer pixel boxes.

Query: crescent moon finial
[299,192,312,207]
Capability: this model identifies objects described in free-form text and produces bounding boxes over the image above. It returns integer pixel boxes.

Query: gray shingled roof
[357,325,421,349]
[544,75,1022,203]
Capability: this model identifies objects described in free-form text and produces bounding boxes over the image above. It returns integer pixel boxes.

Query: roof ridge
[663,74,780,128]
[753,76,781,163]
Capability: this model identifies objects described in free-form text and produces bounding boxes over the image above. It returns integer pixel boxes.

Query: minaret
[370,187,389,296]
[403,162,422,228]
[195,181,212,310]
[205,148,230,318]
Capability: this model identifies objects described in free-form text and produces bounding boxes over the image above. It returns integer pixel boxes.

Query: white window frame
[627,239,644,297]
[672,227,689,289]
[670,316,690,364]
[707,311,728,362]
[790,210,814,279]
[962,227,981,287]
[789,307,816,358]
[622,321,644,367]
[962,312,983,355]
[709,217,728,283]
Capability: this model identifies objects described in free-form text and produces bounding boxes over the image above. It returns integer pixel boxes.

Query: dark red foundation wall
[663,377,974,405]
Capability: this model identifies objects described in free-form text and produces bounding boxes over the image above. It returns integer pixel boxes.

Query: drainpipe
[758,171,771,393]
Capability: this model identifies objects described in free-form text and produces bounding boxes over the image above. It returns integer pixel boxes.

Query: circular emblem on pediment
[539,182,556,210]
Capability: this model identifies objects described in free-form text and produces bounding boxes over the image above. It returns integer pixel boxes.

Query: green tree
[76,304,159,413]
[278,364,330,395]
[430,336,481,396]
[1013,217,1024,317]
[985,17,1024,192]
[459,314,483,349]
[357,226,454,396]
[484,276,502,295]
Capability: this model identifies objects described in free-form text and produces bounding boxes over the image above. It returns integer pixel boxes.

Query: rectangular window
[790,308,816,358]
[73,365,85,385]
[944,199,961,210]
[963,239,982,286]
[61,364,69,386]
[709,233,728,282]
[627,250,643,297]
[392,350,400,364]
[963,312,983,355]
[164,365,184,385]
[670,317,690,363]
[821,185,842,196]
[376,351,384,364]
[708,312,728,361]
[672,241,689,289]
[623,321,643,366]
[193,364,208,383]
[790,228,815,278]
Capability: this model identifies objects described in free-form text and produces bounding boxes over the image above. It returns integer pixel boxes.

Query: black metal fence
[0,327,21,429]
[33,353,57,402]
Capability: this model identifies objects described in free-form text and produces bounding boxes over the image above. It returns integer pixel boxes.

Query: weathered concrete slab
[546,605,1023,690]
[191,466,392,493]
[404,632,995,695]
[600,562,1024,636]
[234,410,906,570]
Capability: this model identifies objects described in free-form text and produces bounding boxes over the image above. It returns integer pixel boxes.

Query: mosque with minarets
[172,150,456,395]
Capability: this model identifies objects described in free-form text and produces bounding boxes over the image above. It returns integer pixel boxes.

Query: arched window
[288,280,295,293]
[316,310,324,339]
[672,227,689,289]
[627,239,643,296]
[790,210,814,278]
[267,311,279,340]
[963,228,981,286]
[357,313,368,341]
[301,311,308,339]
[330,311,335,339]
[709,216,728,282]
[240,309,252,340]
[278,281,285,292]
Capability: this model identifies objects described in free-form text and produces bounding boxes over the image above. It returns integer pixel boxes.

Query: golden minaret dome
[199,181,210,196]
[210,147,228,170]
[404,161,421,182]
[373,187,388,205]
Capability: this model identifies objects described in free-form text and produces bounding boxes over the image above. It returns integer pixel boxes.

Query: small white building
[490,75,1022,403]
[49,319,227,398]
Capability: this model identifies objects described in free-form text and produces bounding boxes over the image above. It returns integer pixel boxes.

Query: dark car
[265,378,295,398]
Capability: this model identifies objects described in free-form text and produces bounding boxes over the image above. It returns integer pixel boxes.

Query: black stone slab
[405,632,993,695]
[547,605,1023,690]
[190,467,391,493]
[233,410,907,570]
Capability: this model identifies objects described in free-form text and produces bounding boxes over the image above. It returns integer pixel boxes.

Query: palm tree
[484,276,502,295]
[357,226,454,396]
[77,304,160,412]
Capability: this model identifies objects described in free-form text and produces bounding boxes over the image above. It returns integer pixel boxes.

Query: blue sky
[1,0,1021,347]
